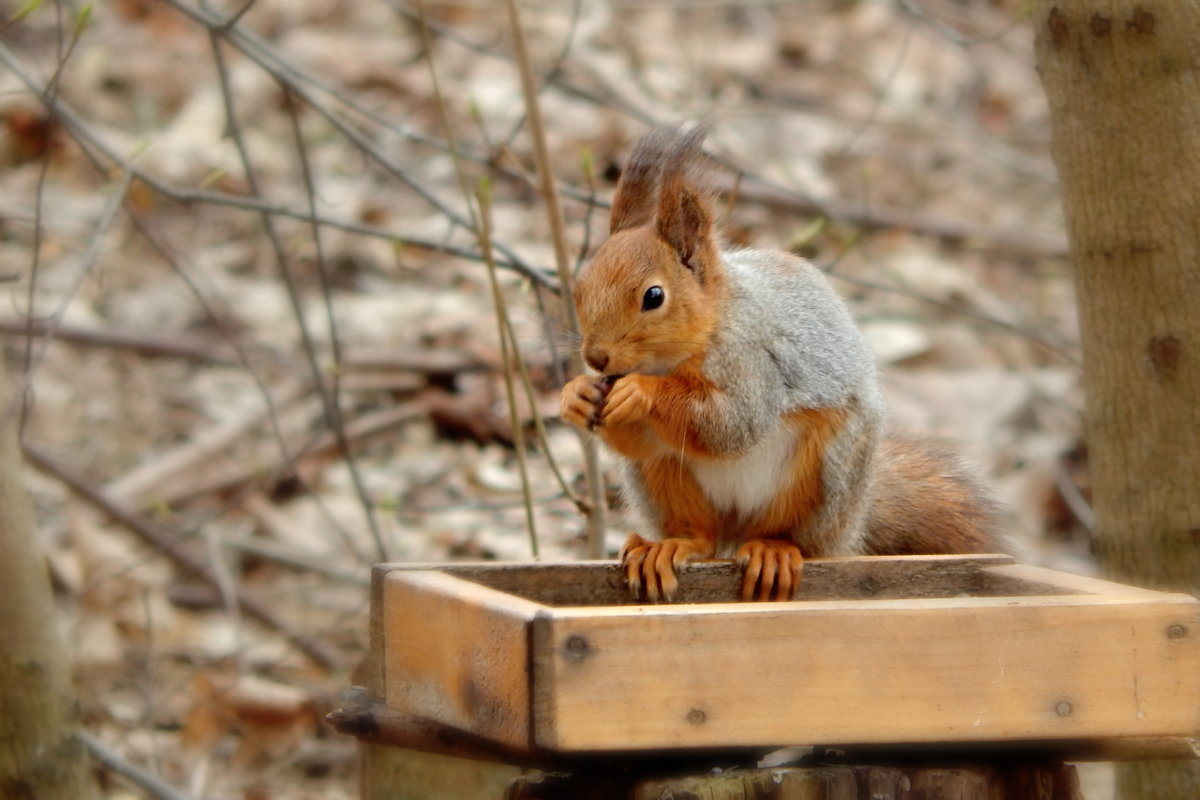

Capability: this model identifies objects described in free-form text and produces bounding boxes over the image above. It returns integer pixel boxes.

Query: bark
[0,359,93,799]
[1033,2,1200,798]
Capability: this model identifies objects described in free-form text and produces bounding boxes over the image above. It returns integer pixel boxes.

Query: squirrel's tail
[863,437,1003,555]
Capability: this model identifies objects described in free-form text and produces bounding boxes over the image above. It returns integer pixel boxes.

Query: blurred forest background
[0,0,1097,797]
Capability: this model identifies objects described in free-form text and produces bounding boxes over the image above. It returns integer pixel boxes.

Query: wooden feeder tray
[360,555,1200,757]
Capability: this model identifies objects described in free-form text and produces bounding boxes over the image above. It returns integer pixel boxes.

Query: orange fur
[619,365,723,458]
[620,458,719,600]
[573,227,725,380]
[864,438,1000,555]
[739,407,847,547]
[636,456,721,541]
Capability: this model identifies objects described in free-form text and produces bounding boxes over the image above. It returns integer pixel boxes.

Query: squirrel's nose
[584,346,609,373]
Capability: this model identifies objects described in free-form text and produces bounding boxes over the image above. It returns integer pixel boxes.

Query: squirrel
[560,125,1000,602]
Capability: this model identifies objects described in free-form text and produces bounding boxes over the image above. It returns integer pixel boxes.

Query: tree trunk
[1033,2,1200,798]
[0,359,93,798]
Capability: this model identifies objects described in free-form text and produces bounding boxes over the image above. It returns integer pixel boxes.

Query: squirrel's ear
[608,176,657,234]
[656,169,716,280]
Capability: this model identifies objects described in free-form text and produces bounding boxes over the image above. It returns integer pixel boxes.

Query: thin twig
[22,441,343,671]
[824,270,1080,365]
[81,731,197,800]
[0,35,371,563]
[122,207,368,561]
[231,496,369,585]
[415,2,587,518]
[0,41,556,290]
[478,183,539,558]
[341,347,491,375]
[496,0,586,152]
[398,4,1067,257]
[1053,459,1095,534]
[574,147,600,275]
[897,0,1030,46]
[219,0,260,32]
[207,31,388,562]
[151,398,428,509]
[414,0,479,232]
[504,0,608,557]
[834,17,916,159]
[2,171,133,430]
[281,85,388,561]
[712,171,1068,259]
[0,317,239,365]
[105,380,310,507]
[508,338,590,515]
[23,0,93,436]
[158,0,555,290]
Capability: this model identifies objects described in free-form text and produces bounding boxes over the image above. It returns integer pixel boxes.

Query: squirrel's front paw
[600,375,654,428]
[619,532,713,602]
[560,374,613,431]
[736,539,803,601]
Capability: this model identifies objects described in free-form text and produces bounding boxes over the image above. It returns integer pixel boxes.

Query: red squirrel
[560,125,999,602]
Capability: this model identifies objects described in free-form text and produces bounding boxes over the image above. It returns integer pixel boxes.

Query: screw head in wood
[1167,624,1187,639]
[1055,701,1073,717]
[562,634,590,662]
[686,708,707,725]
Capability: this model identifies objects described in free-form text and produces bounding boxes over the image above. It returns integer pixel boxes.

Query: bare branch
[105,379,310,507]
[2,171,133,430]
[281,85,389,562]
[504,0,608,556]
[81,731,197,800]
[206,30,389,561]
[158,0,556,290]
[0,317,239,365]
[122,207,370,563]
[0,40,557,290]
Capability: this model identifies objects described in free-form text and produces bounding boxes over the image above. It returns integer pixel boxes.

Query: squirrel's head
[573,125,725,378]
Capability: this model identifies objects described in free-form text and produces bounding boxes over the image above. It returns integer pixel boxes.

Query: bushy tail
[864,437,1003,555]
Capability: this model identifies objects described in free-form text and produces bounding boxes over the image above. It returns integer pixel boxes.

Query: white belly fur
[689,421,795,517]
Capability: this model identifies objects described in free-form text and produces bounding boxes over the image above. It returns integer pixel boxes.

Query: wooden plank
[383,570,544,751]
[376,554,1017,607]
[532,593,1200,751]
[361,744,518,800]
[980,563,1178,599]
[331,688,1200,763]
[359,564,395,696]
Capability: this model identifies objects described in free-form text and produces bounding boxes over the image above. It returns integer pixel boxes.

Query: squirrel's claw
[736,539,803,601]
[560,375,609,431]
[619,532,711,602]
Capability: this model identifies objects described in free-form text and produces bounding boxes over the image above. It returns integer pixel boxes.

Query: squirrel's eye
[641,285,665,311]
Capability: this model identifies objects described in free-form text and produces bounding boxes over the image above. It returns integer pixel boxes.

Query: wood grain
[376,554,1017,606]
[532,593,1200,750]
[383,570,543,750]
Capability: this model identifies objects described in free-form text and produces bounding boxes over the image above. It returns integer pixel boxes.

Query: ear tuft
[654,127,716,279]
[609,124,708,234]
